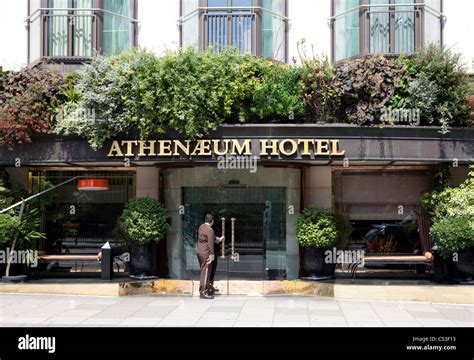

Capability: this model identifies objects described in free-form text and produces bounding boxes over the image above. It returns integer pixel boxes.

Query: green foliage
[402,73,439,124]
[431,215,474,257]
[118,197,169,245]
[392,46,470,131]
[422,166,474,257]
[55,50,162,149]
[0,214,20,245]
[300,55,339,122]
[0,66,67,146]
[296,207,337,248]
[55,48,273,148]
[333,56,408,125]
[149,47,265,137]
[0,207,45,249]
[251,62,303,121]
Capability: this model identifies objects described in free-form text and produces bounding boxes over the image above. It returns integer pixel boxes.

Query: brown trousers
[197,253,211,293]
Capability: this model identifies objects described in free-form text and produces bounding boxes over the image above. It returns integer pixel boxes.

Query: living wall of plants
[0,45,471,148]
[0,66,68,147]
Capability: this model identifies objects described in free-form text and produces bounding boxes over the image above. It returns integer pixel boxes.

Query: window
[27,0,138,64]
[333,0,360,61]
[331,0,445,62]
[103,0,135,56]
[47,0,93,57]
[179,0,288,63]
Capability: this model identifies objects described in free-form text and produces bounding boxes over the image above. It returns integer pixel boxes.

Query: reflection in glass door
[181,186,286,281]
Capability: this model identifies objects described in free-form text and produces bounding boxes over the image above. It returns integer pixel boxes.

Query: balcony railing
[204,9,256,54]
[330,3,447,61]
[178,5,289,62]
[26,8,138,65]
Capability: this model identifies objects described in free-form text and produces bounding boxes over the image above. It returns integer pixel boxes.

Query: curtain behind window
[74,0,93,56]
[48,0,68,56]
[103,0,134,56]
[394,0,415,53]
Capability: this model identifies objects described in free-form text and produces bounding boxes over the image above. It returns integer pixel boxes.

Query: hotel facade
[0,0,473,281]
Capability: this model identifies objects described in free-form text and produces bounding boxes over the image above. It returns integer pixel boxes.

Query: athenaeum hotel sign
[106,139,346,158]
[0,125,473,165]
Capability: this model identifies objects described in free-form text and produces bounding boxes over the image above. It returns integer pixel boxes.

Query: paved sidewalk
[0,294,473,327]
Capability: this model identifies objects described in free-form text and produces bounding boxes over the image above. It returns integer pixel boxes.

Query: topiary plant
[117,197,169,246]
[296,207,337,248]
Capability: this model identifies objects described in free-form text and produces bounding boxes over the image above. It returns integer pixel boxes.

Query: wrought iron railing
[205,10,256,54]
[330,3,446,61]
[178,6,289,60]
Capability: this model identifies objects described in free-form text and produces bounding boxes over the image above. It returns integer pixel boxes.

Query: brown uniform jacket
[197,223,215,257]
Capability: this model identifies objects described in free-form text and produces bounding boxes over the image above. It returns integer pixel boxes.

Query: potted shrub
[296,207,337,279]
[422,166,474,281]
[117,197,169,279]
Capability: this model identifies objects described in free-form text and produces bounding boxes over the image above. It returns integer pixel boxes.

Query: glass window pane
[182,0,198,16]
[369,0,390,54]
[261,0,286,62]
[334,0,359,61]
[29,0,42,62]
[208,0,228,7]
[48,0,69,56]
[232,0,252,7]
[181,0,199,48]
[424,0,441,46]
[73,0,93,56]
[103,0,134,56]
[394,0,415,53]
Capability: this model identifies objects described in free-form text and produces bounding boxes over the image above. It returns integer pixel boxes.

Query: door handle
[220,217,225,259]
[231,218,238,261]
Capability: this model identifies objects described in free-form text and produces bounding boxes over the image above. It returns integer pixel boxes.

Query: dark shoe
[208,284,219,295]
[200,292,214,300]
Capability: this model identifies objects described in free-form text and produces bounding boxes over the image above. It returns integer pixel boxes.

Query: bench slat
[39,255,99,261]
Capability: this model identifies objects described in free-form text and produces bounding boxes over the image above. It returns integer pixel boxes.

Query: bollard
[101,241,113,281]
[432,245,445,283]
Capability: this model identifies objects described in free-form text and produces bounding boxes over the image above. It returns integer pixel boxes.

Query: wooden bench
[349,253,433,280]
[37,250,114,280]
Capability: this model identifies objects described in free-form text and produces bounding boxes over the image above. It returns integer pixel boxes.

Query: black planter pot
[129,243,155,279]
[302,247,335,280]
[456,247,474,277]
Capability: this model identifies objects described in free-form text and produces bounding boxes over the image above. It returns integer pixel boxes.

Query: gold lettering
[315,140,330,155]
[259,140,279,156]
[330,140,345,156]
[297,139,314,156]
[191,140,212,156]
[138,140,156,157]
[121,141,138,157]
[107,141,124,157]
[213,140,230,156]
[158,140,173,156]
[173,140,191,156]
[279,139,298,156]
[230,140,252,156]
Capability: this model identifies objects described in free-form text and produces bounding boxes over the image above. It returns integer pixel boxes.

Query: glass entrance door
[182,186,286,281]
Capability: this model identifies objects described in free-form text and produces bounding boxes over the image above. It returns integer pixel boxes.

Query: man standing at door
[197,214,224,299]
